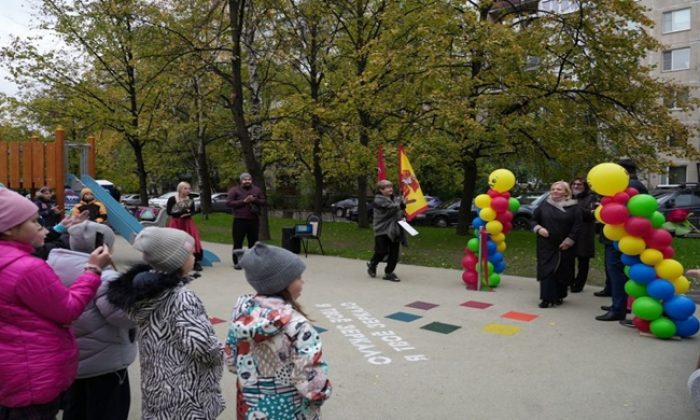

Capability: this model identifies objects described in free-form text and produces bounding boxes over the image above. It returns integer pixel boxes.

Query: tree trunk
[456,158,478,236]
[131,139,149,207]
[194,76,212,218]
[356,108,372,228]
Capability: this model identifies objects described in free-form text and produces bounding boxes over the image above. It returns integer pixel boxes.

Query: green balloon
[624,280,648,298]
[487,262,494,274]
[650,211,666,228]
[628,194,658,218]
[632,296,663,321]
[624,266,631,279]
[508,198,521,212]
[488,273,501,287]
[467,238,479,252]
[650,316,677,339]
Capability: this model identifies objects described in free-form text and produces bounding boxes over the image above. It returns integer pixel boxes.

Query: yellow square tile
[482,323,521,336]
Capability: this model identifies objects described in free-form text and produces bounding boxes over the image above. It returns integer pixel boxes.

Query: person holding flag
[367,179,405,282]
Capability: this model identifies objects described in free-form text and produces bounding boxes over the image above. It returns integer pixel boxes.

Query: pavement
[110,237,700,420]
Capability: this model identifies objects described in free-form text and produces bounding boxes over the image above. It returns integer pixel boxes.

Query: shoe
[382,272,400,282]
[367,263,376,278]
[233,264,242,270]
[538,300,553,308]
[601,305,631,314]
[619,319,635,328]
[595,311,626,321]
[193,262,203,272]
[594,289,611,297]
[554,298,564,305]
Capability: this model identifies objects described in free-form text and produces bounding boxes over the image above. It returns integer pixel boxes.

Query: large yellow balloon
[594,205,603,223]
[491,233,506,243]
[655,259,684,280]
[474,194,492,209]
[497,242,507,252]
[485,220,503,235]
[603,224,627,241]
[587,163,629,197]
[640,249,663,266]
[672,275,691,294]
[618,235,646,256]
[488,169,516,193]
[480,207,497,222]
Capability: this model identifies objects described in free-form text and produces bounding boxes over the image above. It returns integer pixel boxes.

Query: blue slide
[77,175,220,266]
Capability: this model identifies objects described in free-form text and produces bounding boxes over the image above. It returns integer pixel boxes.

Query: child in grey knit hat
[226,242,332,418]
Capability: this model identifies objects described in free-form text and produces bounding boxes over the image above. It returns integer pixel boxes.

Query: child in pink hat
[0,188,112,418]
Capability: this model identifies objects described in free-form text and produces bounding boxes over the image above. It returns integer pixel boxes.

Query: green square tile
[421,321,461,334]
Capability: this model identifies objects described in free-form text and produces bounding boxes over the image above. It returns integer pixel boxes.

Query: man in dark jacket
[226,172,266,269]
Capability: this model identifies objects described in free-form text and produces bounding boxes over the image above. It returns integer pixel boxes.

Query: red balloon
[600,203,630,225]
[502,222,513,234]
[624,217,652,237]
[462,270,478,286]
[661,246,675,259]
[487,189,500,198]
[496,210,513,224]
[625,187,639,197]
[613,192,630,205]
[491,197,509,212]
[461,255,477,270]
[645,228,673,249]
[632,317,651,333]
[601,197,613,206]
[500,192,510,199]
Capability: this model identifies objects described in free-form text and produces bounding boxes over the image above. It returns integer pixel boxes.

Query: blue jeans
[604,243,627,314]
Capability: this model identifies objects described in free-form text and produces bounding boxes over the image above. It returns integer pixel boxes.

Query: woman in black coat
[569,177,598,293]
[531,181,582,308]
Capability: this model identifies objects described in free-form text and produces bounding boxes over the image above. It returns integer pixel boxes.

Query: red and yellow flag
[397,145,428,221]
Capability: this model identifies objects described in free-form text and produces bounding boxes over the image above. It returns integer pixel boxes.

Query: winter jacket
[0,240,101,408]
[107,265,224,419]
[372,194,404,242]
[72,189,107,223]
[225,294,332,420]
[47,248,137,379]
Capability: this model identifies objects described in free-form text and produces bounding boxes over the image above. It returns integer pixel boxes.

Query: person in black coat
[569,177,598,293]
[531,181,582,308]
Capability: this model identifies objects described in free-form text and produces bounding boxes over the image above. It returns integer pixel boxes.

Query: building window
[663,87,690,109]
[669,165,687,184]
[540,0,579,14]
[663,8,691,33]
[662,48,690,71]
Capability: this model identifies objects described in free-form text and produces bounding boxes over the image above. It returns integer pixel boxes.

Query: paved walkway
[112,238,699,420]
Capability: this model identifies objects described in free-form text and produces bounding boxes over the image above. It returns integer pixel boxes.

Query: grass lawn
[194,213,700,288]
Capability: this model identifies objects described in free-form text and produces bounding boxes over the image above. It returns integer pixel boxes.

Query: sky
[0,0,46,96]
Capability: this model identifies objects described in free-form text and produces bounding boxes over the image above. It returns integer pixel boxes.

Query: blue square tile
[314,325,327,333]
[385,311,423,322]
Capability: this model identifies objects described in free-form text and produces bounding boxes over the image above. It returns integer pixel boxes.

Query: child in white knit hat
[225,242,332,419]
[107,227,224,419]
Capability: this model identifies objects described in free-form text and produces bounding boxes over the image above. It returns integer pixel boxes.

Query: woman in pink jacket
[0,188,112,419]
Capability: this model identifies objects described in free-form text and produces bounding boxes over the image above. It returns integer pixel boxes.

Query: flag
[377,145,387,182]
[397,145,428,221]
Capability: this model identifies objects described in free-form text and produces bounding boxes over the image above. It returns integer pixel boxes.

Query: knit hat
[0,188,41,232]
[133,227,194,273]
[80,187,94,200]
[68,221,116,253]
[240,172,252,181]
[238,242,305,295]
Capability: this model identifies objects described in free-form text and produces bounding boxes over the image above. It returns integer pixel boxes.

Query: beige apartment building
[639,0,700,187]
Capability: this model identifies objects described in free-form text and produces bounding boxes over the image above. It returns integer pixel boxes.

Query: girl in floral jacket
[225,243,332,419]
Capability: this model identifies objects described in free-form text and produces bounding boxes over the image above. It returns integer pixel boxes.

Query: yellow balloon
[640,249,663,266]
[488,169,516,193]
[672,275,690,294]
[480,207,497,222]
[618,235,646,255]
[474,194,492,209]
[594,205,603,223]
[497,242,507,252]
[491,233,506,243]
[655,259,684,280]
[603,224,627,241]
[587,163,629,197]
[485,220,503,235]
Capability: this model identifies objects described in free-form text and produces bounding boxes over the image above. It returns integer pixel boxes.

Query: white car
[148,192,201,211]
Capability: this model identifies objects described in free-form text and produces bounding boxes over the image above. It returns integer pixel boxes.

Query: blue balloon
[613,241,620,251]
[472,217,485,228]
[486,240,497,254]
[490,252,504,264]
[646,279,676,302]
[621,254,641,267]
[675,316,700,337]
[664,295,697,321]
[629,263,657,285]
[494,262,506,273]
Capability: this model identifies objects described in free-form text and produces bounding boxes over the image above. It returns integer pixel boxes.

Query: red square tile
[501,311,538,322]
[460,300,493,309]
[209,317,226,325]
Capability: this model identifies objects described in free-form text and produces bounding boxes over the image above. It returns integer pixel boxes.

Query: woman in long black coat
[569,177,598,293]
[531,181,582,308]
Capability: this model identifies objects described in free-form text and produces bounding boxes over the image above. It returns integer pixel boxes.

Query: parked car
[331,197,360,218]
[120,194,151,207]
[512,192,548,230]
[425,195,442,208]
[209,192,230,213]
[656,184,700,227]
[149,192,201,211]
[414,199,478,227]
[347,202,374,222]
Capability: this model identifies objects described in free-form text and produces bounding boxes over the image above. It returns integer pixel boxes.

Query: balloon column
[587,163,699,339]
[462,169,520,290]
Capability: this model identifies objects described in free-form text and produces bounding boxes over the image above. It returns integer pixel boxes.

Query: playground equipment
[0,128,219,266]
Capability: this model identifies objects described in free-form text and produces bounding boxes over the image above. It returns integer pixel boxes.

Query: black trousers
[0,396,61,420]
[232,218,259,264]
[570,256,590,291]
[369,235,400,274]
[61,369,130,420]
